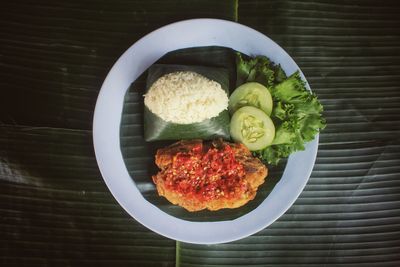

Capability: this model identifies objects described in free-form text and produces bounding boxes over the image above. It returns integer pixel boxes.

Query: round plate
[93,19,318,244]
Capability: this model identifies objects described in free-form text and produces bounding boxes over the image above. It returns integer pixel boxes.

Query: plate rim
[93,18,318,244]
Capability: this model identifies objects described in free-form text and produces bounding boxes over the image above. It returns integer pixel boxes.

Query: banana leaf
[0,125,176,266]
[175,1,400,266]
[0,1,238,131]
[157,46,237,88]
[1,0,239,265]
[144,64,231,141]
[120,46,287,222]
[3,0,400,265]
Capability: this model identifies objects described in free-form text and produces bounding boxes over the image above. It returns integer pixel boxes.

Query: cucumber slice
[229,82,273,116]
[230,106,275,151]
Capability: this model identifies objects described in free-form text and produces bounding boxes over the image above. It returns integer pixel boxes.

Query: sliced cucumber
[230,106,275,151]
[229,82,273,116]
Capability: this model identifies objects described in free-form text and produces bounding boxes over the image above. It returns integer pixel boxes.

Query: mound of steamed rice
[144,71,229,124]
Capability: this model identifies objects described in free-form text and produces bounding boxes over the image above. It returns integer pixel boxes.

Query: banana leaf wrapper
[144,64,230,141]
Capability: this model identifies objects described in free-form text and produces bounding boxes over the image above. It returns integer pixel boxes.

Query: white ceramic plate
[93,19,318,244]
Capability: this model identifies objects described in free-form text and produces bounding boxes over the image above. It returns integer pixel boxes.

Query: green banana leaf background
[1,0,400,266]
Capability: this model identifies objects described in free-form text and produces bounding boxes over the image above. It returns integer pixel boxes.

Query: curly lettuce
[236,53,286,88]
[237,53,326,165]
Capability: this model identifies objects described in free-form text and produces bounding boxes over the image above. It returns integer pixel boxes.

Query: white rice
[144,71,228,124]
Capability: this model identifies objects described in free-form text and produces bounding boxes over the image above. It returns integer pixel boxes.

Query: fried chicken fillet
[152,139,268,212]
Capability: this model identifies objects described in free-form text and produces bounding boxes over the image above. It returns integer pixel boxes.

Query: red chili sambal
[163,142,247,201]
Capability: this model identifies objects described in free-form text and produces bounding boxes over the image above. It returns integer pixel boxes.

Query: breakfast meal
[141,46,326,212]
[152,139,267,211]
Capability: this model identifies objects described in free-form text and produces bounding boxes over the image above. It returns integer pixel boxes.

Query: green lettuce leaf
[237,55,326,165]
[236,53,285,88]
